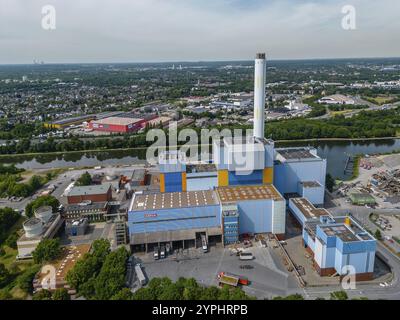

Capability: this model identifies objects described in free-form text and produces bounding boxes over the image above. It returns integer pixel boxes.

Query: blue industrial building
[128,190,222,251]
[289,197,376,280]
[128,185,286,251]
[274,148,326,205]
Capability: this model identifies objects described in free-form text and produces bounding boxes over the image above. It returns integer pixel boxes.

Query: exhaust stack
[253,53,266,139]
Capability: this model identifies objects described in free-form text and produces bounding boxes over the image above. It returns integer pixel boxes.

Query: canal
[1,139,400,180]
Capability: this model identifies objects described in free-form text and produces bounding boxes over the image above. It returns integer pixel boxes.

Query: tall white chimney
[253,53,266,139]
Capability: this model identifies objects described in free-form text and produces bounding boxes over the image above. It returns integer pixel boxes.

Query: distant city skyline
[0,0,400,64]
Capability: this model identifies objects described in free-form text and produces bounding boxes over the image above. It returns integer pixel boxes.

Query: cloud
[0,0,399,63]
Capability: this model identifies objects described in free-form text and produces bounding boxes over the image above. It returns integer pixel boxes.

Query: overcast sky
[0,0,399,64]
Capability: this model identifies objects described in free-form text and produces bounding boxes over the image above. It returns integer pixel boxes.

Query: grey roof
[65,202,108,212]
[276,148,318,160]
[68,184,111,197]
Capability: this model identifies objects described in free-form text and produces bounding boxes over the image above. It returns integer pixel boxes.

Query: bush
[16,264,41,294]
[25,195,59,218]
[0,263,11,288]
[32,239,62,264]
[330,290,349,300]
[52,288,70,300]
[33,289,53,300]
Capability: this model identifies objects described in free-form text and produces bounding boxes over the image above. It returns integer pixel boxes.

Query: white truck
[239,252,254,261]
[154,247,160,260]
[201,234,208,253]
[135,264,147,286]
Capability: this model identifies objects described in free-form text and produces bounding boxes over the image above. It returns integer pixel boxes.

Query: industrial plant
[127,53,377,281]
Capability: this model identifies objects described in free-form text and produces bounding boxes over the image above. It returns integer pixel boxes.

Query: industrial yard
[336,153,400,210]
[133,240,298,299]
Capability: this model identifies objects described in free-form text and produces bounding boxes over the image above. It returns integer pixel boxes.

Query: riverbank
[1,136,400,159]
[2,139,400,180]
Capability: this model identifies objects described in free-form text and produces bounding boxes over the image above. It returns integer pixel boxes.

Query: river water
[1,139,400,180]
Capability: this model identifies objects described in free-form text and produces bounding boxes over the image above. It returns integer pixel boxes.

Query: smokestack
[253,53,266,139]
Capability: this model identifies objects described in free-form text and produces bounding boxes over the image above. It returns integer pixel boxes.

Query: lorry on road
[135,263,147,286]
[217,272,249,287]
[160,245,166,259]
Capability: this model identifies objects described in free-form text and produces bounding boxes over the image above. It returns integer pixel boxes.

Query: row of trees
[65,239,253,300]
[122,277,253,301]
[65,239,126,299]
[0,174,48,198]
[0,134,150,155]
[266,109,399,140]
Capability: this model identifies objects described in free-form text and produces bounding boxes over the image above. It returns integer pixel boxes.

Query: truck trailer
[217,272,249,287]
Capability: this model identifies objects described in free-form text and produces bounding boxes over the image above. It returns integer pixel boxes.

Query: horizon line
[1,55,400,66]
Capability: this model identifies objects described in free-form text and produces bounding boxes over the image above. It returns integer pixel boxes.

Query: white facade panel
[272,199,286,234]
[227,142,265,172]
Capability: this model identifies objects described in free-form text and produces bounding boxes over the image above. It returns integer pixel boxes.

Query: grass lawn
[364,95,399,105]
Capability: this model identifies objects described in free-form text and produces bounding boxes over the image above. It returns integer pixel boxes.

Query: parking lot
[133,241,299,299]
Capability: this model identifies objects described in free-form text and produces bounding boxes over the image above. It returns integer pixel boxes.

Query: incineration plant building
[127,53,340,257]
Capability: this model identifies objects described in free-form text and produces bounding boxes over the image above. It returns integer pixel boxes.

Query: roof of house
[68,184,111,197]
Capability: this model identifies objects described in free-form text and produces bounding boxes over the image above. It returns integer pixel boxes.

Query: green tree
[199,286,220,300]
[273,294,304,300]
[52,288,70,300]
[33,289,53,300]
[111,288,134,300]
[93,246,129,300]
[25,195,59,218]
[132,287,155,300]
[330,290,349,300]
[0,263,11,287]
[325,173,335,192]
[16,264,41,294]
[32,238,62,264]
[375,229,382,240]
[76,172,92,186]
[66,239,111,297]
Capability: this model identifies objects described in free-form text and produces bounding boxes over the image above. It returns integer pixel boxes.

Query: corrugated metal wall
[218,170,229,187]
[263,167,274,184]
[237,199,273,234]
[159,173,165,193]
[298,184,325,205]
[128,205,221,234]
[164,172,183,193]
[274,160,327,195]
[228,170,263,186]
